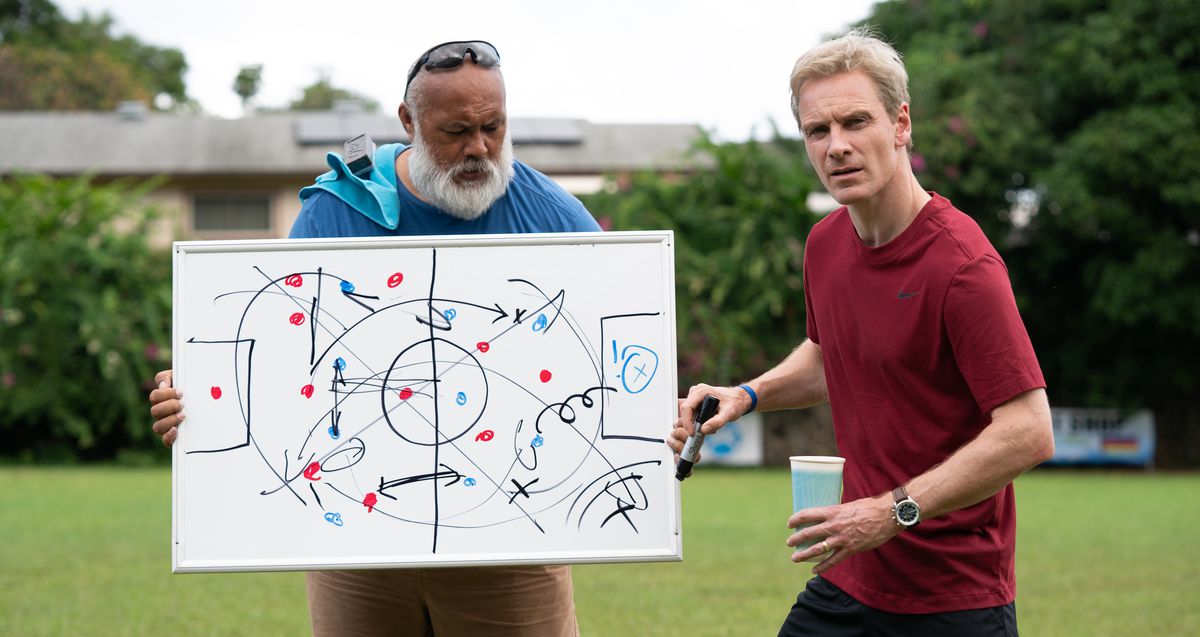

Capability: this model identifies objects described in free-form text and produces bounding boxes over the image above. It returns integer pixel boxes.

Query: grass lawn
[1,466,1196,635]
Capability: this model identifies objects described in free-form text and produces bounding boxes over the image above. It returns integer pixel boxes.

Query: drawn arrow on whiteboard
[376,464,463,500]
[413,299,508,327]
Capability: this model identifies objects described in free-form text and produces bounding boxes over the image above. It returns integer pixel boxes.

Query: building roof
[0,109,704,177]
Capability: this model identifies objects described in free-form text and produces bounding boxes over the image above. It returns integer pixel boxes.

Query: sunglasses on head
[404,40,501,97]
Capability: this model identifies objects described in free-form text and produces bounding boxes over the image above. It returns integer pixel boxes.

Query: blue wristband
[738,384,758,414]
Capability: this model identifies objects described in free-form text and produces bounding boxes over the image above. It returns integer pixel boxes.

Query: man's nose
[463,130,488,158]
[828,126,851,159]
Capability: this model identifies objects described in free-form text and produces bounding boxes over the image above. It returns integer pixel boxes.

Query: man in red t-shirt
[670,27,1054,636]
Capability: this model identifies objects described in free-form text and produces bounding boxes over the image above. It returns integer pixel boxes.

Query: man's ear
[895,102,913,149]
[399,103,416,138]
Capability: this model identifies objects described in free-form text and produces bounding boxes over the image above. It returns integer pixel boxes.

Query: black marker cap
[675,458,694,481]
[696,395,720,427]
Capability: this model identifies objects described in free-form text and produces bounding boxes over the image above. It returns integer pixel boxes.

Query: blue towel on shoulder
[298,143,404,230]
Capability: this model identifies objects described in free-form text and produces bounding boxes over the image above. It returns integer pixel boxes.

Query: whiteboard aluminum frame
[171,230,680,573]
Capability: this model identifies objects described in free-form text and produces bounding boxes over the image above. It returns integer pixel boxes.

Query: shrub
[0,174,171,460]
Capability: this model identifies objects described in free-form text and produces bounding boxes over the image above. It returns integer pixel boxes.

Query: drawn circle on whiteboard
[284,274,303,287]
[380,337,489,446]
[387,272,403,288]
[289,312,305,326]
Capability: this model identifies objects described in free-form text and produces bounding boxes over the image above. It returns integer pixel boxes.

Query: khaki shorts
[306,565,577,637]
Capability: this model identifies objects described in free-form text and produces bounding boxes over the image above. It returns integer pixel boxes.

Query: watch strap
[892,486,908,504]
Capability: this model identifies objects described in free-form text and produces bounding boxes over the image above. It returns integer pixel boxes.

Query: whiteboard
[171,231,679,572]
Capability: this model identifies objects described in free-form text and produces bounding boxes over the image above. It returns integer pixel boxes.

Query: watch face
[897,501,920,525]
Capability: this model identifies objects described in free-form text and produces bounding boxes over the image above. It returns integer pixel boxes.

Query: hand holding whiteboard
[171,231,680,572]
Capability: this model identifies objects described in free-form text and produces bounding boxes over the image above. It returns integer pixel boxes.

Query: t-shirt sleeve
[803,248,820,345]
[944,254,1045,414]
[562,196,602,232]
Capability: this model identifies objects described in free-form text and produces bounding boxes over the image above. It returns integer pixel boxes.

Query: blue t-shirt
[289,146,600,238]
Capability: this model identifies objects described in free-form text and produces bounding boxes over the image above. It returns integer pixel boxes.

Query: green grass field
[1,467,1196,636]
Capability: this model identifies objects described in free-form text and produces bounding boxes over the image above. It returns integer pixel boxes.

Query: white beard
[407,127,515,221]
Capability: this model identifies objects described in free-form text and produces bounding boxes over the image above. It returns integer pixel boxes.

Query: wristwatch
[892,486,921,528]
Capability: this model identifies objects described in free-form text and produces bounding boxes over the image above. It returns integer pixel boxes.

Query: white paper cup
[790,455,844,562]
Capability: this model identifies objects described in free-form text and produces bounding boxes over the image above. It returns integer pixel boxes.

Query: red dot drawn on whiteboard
[300,384,314,399]
[477,341,490,353]
[399,387,413,400]
[539,370,552,383]
[303,461,321,481]
[387,272,404,288]
[475,429,494,442]
[363,492,377,513]
[284,274,303,287]
[289,312,305,326]
[210,386,222,399]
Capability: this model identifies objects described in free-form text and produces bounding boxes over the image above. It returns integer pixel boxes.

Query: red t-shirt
[804,193,1045,614]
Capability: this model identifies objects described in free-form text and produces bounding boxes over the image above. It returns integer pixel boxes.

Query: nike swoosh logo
[897,291,921,299]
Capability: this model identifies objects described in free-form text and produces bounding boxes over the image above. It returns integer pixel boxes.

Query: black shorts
[778,576,1018,637]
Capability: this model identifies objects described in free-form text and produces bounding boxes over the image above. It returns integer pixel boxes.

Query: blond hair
[789,26,910,123]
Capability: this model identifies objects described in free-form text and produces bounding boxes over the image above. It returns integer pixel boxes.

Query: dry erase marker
[676,395,720,481]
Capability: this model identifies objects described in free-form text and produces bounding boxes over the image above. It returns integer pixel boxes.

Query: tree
[0,175,172,460]
[233,63,263,112]
[0,0,188,110]
[288,71,379,112]
[865,0,1200,465]
[584,131,819,390]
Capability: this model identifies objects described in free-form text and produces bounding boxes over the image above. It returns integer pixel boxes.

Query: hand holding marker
[676,395,720,481]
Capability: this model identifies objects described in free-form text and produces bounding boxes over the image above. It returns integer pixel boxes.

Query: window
[193,195,271,232]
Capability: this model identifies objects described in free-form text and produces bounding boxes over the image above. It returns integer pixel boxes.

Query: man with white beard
[287,39,600,240]
[149,41,597,636]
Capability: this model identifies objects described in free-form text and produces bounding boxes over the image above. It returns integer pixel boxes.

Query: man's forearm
[904,388,1055,520]
[745,339,829,413]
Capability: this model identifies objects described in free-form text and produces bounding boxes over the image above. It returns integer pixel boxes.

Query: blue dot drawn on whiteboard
[339,280,355,293]
[324,512,344,526]
[192,259,667,556]
[617,345,659,394]
[455,392,467,406]
[443,308,457,322]
[327,426,340,440]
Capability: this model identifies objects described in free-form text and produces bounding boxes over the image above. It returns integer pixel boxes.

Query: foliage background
[587,0,1200,466]
[585,132,817,389]
[0,0,1196,465]
[0,176,172,460]
[867,0,1200,465]
[0,0,188,110]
